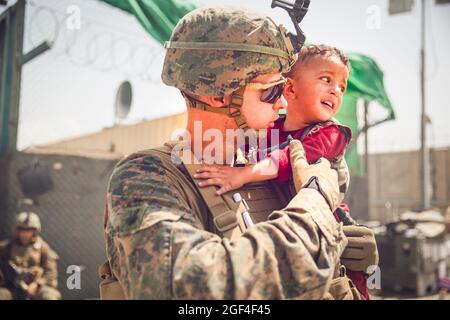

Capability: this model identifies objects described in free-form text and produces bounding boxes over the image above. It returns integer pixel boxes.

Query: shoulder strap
[298,120,333,141]
[299,119,352,144]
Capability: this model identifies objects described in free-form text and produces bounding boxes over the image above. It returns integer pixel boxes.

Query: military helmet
[16,212,41,232]
[162,6,296,98]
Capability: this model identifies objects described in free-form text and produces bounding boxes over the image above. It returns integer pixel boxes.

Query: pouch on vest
[323,265,364,300]
[98,260,125,300]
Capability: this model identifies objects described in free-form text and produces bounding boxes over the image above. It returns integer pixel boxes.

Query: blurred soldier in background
[0,212,61,300]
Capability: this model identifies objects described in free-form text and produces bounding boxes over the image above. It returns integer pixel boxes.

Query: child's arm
[194,158,279,195]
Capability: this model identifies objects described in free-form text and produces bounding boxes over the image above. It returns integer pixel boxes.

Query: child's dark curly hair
[284,44,350,79]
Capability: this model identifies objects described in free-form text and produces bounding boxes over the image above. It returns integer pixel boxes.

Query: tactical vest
[99,141,362,300]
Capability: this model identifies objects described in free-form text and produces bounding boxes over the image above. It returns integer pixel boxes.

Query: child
[195,44,369,299]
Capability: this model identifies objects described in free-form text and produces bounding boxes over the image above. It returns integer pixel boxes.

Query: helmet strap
[181,87,248,129]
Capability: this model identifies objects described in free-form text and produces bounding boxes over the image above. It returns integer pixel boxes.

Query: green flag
[345,52,395,120]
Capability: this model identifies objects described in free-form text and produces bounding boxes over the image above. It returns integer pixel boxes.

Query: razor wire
[25,0,165,84]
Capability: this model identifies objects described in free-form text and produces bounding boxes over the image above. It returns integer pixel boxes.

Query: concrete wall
[365,148,450,222]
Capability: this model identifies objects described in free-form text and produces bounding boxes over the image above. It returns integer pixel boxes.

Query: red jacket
[265,117,348,182]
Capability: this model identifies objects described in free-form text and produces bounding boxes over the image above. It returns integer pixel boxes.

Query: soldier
[0,212,61,300]
[100,5,377,299]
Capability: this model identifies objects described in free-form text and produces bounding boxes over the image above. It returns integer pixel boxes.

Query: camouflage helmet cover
[162,6,296,97]
[16,212,41,232]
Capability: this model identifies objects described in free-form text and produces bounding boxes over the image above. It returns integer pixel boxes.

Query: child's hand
[193,165,249,195]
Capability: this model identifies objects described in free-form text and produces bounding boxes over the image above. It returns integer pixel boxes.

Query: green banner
[345,52,395,120]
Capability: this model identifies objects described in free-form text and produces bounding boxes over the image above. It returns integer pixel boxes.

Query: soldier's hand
[27,282,39,297]
[289,139,340,211]
[341,225,379,272]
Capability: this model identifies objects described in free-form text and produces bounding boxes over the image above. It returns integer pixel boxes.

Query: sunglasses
[246,78,286,104]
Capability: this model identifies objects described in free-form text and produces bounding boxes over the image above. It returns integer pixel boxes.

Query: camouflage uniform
[0,213,61,300]
[103,6,347,299]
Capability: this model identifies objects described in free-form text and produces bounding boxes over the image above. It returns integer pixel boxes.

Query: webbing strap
[183,87,248,129]
[178,147,242,239]
[228,87,247,129]
[299,118,351,143]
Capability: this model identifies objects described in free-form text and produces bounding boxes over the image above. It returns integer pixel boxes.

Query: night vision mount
[271,0,310,53]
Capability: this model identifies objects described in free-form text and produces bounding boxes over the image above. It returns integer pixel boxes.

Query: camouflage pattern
[0,236,61,300]
[104,144,347,299]
[162,6,294,97]
[16,212,41,232]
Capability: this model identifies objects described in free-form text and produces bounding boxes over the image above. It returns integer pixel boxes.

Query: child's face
[284,56,349,124]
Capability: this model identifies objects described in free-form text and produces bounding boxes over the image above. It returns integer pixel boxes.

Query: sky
[3,0,449,153]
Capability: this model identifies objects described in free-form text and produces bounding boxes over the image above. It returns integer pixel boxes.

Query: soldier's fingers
[198,178,222,188]
[342,225,373,237]
[341,247,366,260]
[345,237,373,250]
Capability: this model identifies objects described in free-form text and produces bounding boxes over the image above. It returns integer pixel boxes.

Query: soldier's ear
[200,96,227,107]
